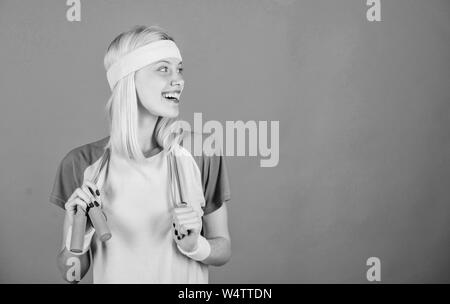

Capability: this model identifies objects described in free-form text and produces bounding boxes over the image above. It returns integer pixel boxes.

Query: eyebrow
[156,60,182,65]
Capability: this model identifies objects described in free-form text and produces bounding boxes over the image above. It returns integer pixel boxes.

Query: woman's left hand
[171,204,203,253]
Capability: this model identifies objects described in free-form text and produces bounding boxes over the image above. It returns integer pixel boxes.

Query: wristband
[177,235,211,261]
[65,225,95,256]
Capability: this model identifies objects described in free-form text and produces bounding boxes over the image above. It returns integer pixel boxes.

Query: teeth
[162,92,180,100]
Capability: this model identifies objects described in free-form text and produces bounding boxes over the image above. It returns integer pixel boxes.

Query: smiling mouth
[161,91,181,104]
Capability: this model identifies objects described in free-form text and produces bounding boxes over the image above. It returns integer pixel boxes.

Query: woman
[49,25,231,284]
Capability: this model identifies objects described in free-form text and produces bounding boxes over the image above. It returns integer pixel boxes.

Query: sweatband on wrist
[177,235,211,261]
[65,225,95,256]
[106,39,182,90]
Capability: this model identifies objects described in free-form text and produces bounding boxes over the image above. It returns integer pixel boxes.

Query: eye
[178,67,184,74]
[158,66,168,72]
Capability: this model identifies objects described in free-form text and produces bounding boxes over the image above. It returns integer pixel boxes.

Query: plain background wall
[0,0,449,283]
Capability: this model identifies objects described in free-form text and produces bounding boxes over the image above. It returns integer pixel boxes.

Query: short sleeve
[49,153,81,210]
[202,153,231,215]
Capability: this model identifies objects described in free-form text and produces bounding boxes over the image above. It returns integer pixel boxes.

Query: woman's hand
[58,180,101,282]
[171,204,203,253]
[64,180,102,228]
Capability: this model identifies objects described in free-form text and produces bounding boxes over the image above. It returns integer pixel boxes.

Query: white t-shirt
[49,133,231,283]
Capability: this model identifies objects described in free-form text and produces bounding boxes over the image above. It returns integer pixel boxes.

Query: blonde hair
[103,25,184,162]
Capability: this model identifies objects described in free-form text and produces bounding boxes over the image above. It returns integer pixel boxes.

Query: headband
[106,40,182,90]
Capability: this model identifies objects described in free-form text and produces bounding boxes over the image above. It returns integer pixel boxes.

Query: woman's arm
[200,203,231,266]
[56,212,91,283]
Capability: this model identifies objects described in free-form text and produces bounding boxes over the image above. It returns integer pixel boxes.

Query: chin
[145,103,179,118]
[159,107,179,118]
[159,98,180,118]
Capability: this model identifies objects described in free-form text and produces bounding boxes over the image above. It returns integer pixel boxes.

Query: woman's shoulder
[60,136,109,168]
[50,136,110,209]
[178,131,231,214]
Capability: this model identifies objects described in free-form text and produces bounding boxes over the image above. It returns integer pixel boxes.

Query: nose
[171,79,184,87]
[171,76,184,88]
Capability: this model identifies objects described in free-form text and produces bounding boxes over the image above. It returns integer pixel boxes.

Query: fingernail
[175,230,178,236]
[172,223,176,227]
[177,236,181,240]
[88,187,95,196]
[96,190,100,196]
[94,201,99,207]
[89,202,94,208]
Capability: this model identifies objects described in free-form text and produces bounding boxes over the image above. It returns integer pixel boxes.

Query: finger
[174,215,199,234]
[176,229,187,240]
[173,213,194,232]
[172,222,185,238]
[180,227,200,238]
[175,201,188,208]
[179,225,198,237]
[172,209,197,219]
[73,198,88,212]
[172,231,178,242]
[84,180,100,197]
[84,181,102,207]
[173,227,185,238]
[173,206,193,214]
[172,228,182,242]
[172,217,187,236]
[82,183,96,201]
[175,212,199,221]
[172,208,197,216]
[74,188,91,205]
[173,219,184,236]
[172,206,195,234]
[178,221,190,236]
[180,222,201,232]
[65,198,80,212]
[64,200,75,212]
[179,226,188,236]
[176,207,203,219]
[179,228,196,238]
[177,218,200,226]
[81,184,95,208]
[178,227,189,238]
[65,198,88,213]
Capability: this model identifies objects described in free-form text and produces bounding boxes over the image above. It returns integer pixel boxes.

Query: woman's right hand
[59,181,101,270]
[64,180,102,226]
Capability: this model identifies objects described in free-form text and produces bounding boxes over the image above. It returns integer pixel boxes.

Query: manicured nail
[89,202,94,208]
[175,230,178,236]
[94,201,99,207]
[88,187,95,196]
[172,223,176,227]
[96,190,100,196]
[177,236,181,240]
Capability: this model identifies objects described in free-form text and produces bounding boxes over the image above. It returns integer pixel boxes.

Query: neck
[138,112,160,157]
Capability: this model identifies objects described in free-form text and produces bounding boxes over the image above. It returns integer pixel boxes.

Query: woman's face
[135,57,184,118]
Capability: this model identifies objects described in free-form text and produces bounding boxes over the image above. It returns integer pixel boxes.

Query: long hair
[103,25,184,162]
